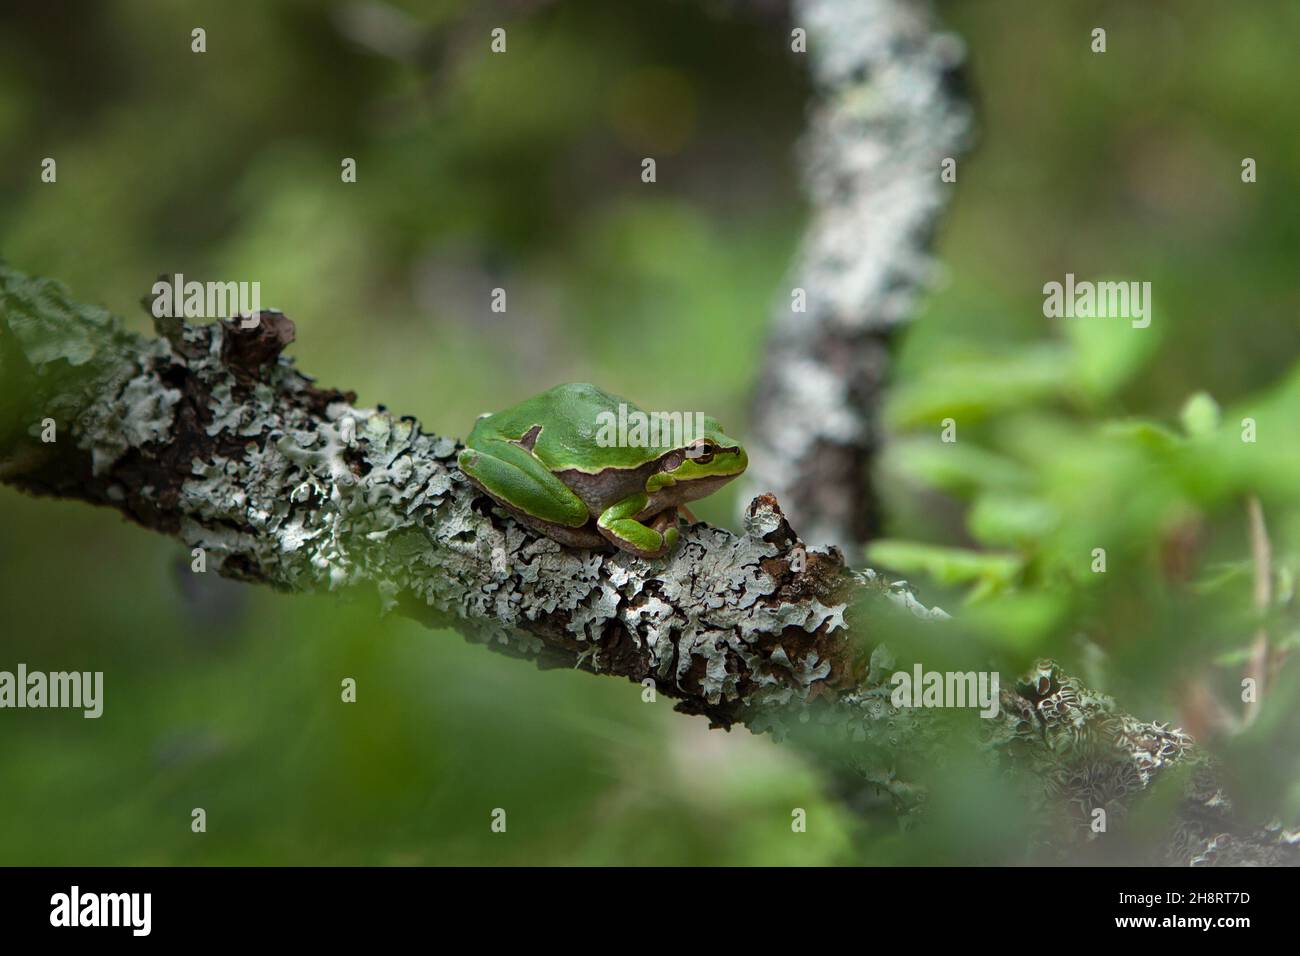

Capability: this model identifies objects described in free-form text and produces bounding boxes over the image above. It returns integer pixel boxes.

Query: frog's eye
[688,440,715,464]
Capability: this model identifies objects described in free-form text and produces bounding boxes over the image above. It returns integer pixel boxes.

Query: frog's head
[645,417,747,503]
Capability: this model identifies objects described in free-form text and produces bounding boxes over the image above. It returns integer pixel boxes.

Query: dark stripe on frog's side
[551,456,672,516]
[553,444,741,517]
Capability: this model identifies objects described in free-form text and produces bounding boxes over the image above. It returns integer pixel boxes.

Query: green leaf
[1065,296,1161,400]
[1100,418,1184,452]
[866,539,1024,602]
[1189,560,1251,595]
[960,593,1066,652]
[1179,391,1221,438]
[886,346,1071,428]
[966,493,1058,547]
[887,437,1031,498]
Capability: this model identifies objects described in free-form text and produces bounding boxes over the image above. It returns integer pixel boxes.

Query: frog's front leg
[596,493,680,559]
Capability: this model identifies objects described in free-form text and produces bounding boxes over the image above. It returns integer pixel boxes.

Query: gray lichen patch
[84,363,182,475]
[977,659,1287,864]
[744,0,975,552]
[406,491,854,712]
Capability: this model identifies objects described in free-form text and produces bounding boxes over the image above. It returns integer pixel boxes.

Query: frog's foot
[457,439,589,529]
[597,494,680,559]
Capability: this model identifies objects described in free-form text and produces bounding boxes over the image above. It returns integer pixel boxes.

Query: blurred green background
[1,0,1297,864]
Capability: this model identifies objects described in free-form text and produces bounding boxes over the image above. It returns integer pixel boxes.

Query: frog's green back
[469,383,671,471]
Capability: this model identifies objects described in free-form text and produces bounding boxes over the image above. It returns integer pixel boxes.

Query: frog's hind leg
[458,438,592,535]
[515,512,607,548]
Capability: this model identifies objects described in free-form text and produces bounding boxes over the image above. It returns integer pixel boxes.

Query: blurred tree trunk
[745,0,972,554]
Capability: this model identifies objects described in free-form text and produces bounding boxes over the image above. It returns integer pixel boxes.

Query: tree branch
[1,264,1294,865]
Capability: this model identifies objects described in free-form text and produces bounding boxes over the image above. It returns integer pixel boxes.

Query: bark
[1,264,1294,865]
[745,0,973,552]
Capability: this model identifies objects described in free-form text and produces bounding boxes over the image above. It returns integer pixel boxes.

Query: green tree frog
[457,383,747,558]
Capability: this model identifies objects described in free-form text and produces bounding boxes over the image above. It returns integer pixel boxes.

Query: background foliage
[0,0,1296,863]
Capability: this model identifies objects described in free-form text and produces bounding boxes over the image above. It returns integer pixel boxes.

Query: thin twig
[1244,494,1272,725]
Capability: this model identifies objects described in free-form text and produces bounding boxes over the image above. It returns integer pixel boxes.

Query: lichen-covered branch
[745,0,973,551]
[1,265,1293,865]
